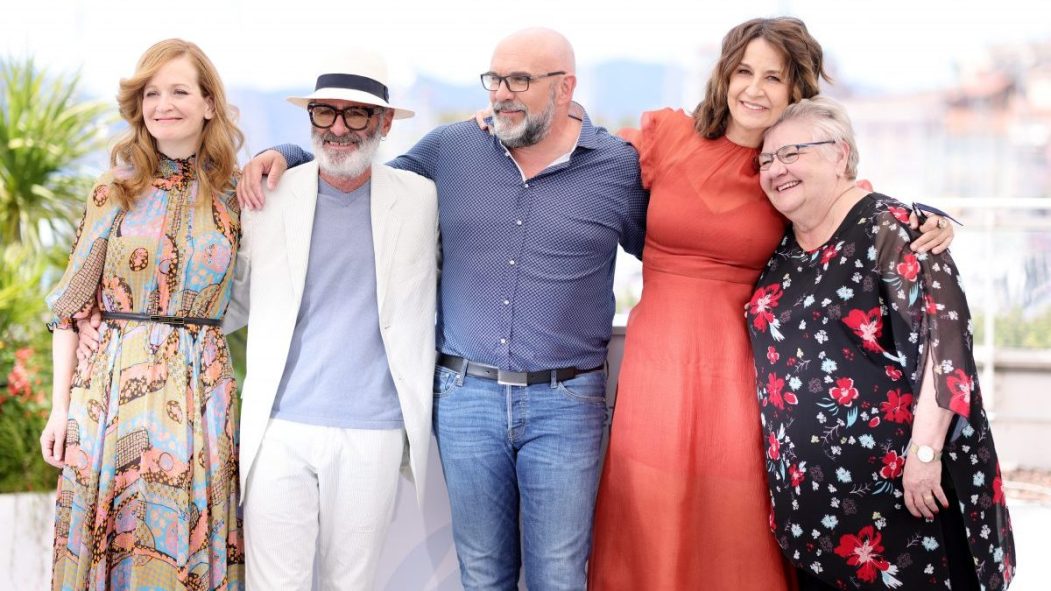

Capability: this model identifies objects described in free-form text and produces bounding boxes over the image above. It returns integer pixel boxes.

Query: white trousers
[244,418,405,591]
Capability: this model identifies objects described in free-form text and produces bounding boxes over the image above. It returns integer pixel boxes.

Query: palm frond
[0,57,113,249]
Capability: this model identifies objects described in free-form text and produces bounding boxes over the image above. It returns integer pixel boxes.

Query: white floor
[1003,501,1049,590]
[3,491,1045,589]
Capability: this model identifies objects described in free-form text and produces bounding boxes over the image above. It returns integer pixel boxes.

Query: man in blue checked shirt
[238,28,647,590]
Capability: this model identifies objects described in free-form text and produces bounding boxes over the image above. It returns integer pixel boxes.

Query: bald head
[492,28,576,75]
[487,28,578,150]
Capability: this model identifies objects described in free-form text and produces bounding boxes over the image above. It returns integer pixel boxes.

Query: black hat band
[314,74,389,102]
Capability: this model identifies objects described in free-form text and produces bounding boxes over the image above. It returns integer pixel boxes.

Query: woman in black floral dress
[747,97,1015,590]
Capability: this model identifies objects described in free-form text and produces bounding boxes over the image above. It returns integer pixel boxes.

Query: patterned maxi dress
[746,193,1015,589]
[45,156,245,590]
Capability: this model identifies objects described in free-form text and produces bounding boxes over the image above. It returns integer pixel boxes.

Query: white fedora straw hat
[287,50,413,119]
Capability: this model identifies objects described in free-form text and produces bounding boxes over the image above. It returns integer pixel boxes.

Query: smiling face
[141,56,214,159]
[490,80,558,149]
[310,99,392,180]
[724,38,791,147]
[759,118,842,224]
[487,54,561,148]
[486,29,574,149]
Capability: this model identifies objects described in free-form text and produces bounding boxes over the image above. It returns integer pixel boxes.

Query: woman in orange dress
[588,18,952,589]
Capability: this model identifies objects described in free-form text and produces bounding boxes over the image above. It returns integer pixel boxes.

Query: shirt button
[509,259,516,266]
[503,299,510,305]
[500,338,507,345]
[524,183,529,188]
[515,219,523,226]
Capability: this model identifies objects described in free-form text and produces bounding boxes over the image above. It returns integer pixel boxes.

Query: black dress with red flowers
[747,193,1015,589]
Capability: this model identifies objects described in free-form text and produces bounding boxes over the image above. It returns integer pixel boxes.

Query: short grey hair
[768,96,859,180]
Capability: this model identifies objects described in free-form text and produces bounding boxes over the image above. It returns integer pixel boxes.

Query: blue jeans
[433,365,608,591]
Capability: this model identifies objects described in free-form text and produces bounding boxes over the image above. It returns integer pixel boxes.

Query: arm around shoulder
[387,123,460,179]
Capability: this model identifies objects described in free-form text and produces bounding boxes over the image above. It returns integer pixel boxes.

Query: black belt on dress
[101,311,221,327]
[438,353,602,387]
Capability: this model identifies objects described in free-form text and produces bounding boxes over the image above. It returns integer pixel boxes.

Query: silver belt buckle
[497,370,529,387]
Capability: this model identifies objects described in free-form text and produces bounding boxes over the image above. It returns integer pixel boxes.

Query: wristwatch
[909,442,942,463]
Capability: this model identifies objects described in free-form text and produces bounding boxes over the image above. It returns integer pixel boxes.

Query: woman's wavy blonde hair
[693,17,831,140]
[110,38,243,209]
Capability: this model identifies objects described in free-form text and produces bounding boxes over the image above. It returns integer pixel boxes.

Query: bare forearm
[51,329,78,411]
[41,328,78,467]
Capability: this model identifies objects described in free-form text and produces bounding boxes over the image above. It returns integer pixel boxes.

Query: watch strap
[909,442,942,462]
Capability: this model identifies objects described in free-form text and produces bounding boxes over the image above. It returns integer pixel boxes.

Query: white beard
[312,127,382,180]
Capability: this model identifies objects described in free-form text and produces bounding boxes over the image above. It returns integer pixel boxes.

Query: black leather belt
[102,312,221,327]
[438,354,602,387]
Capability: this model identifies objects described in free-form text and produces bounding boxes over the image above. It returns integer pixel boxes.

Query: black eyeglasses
[755,140,836,171]
[307,103,384,130]
[480,71,566,92]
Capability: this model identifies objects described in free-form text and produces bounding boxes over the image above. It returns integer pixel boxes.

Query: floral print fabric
[747,193,1015,589]
[45,156,244,590]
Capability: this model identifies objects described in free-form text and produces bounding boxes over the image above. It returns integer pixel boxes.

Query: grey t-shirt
[271,178,403,429]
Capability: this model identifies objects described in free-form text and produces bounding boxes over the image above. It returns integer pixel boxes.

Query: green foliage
[0,245,59,491]
[0,57,110,252]
[0,343,57,493]
[0,245,48,339]
[974,306,1051,349]
[228,327,247,385]
[0,56,110,492]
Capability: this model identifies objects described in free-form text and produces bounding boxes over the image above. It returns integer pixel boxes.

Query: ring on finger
[936,218,947,229]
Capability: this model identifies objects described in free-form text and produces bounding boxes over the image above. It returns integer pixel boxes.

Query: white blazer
[224,161,439,505]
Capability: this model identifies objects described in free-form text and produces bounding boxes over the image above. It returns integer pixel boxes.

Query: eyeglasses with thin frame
[480,71,566,92]
[755,140,836,171]
[307,103,384,130]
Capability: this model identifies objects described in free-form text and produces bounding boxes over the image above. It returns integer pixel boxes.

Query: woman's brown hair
[110,39,243,209]
[693,17,831,139]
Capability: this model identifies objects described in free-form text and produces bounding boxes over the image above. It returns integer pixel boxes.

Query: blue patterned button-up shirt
[279,111,647,371]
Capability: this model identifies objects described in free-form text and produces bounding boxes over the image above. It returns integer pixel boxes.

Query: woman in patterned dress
[747,96,1015,590]
[39,39,245,590]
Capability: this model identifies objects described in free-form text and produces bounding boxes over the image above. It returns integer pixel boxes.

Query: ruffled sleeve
[873,198,981,421]
[618,108,679,190]
[45,172,121,330]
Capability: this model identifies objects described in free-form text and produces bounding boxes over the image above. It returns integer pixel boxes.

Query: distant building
[842,40,1051,201]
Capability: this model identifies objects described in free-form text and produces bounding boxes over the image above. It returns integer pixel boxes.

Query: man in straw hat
[222,50,438,590]
[238,28,646,589]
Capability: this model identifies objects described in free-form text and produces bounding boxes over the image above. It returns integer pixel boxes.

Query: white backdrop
[371,437,461,590]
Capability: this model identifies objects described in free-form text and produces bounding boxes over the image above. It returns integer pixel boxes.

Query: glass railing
[611,197,1051,407]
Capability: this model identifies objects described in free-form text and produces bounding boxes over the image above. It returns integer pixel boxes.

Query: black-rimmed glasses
[480,71,566,92]
[307,103,384,130]
[755,140,836,171]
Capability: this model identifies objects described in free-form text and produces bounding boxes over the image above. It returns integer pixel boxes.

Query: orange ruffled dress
[588,109,790,589]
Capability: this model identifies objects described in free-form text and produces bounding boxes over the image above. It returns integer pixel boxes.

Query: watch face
[917,446,935,462]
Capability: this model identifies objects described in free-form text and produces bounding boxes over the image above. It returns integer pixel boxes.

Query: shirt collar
[574,108,602,151]
[485,103,601,154]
